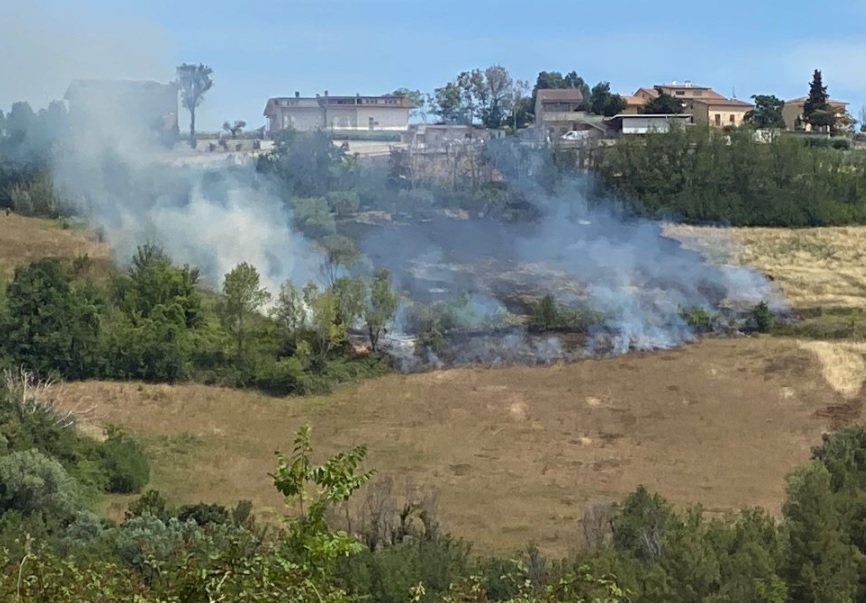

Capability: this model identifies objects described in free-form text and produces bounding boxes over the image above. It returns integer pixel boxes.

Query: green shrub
[126,489,170,521]
[97,426,150,494]
[176,502,229,526]
[752,301,774,333]
[679,305,713,331]
[329,130,402,142]
[0,448,83,520]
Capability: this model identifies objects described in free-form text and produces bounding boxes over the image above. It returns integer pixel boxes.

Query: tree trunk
[189,108,196,142]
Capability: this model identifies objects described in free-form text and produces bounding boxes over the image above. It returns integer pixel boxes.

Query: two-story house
[534,88,589,141]
[263,91,413,135]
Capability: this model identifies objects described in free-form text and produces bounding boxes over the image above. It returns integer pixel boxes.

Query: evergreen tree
[803,69,834,130]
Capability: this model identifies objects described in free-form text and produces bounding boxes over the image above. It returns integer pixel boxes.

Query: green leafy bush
[97,426,150,494]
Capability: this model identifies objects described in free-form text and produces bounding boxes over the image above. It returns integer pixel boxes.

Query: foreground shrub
[0,449,82,520]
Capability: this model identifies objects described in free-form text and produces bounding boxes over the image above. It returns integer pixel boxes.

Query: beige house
[684,97,754,128]
[620,82,752,128]
[781,96,850,131]
[263,92,413,134]
[534,88,588,140]
[623,87,659,113]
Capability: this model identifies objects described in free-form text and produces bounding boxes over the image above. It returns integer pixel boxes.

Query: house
[621,81,753,128]
[533,88,587,140]
[604,113,694,135]
[781,96,850,131]
[402,124,490,150]
[684,97,754,129]
[64,79,179,134]
[263,92,413,134]
[622,88,658,114]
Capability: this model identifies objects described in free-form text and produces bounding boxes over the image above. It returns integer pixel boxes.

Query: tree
[475,65,515,129]
[175,63,214,142]
[331,277,366,331]
[432,81,464,124]
[391,88,426,122]
[859,106,866,133]
[303,284,343,362]
[115,244,202,328]
[803,69,833,131]
[318,235,360,287]
[588,82,627,117]
[782,462,863,603]
[432,65,517,128]
[365,270,399,352]
[2,258,102,379]
[220,262,271,364]
[744,94,786,129]
[509,79,531,130]
[273,280,309,350]
[222,120,246,139]
[271,423,373,575]
[642,91,684,114]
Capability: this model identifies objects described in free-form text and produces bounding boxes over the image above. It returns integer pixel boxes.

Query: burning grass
[56,337,851,556]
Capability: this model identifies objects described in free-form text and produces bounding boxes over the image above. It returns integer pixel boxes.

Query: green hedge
[329,130,403,142]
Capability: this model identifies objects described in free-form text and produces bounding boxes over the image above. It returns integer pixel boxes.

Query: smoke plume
[361,176,785,370]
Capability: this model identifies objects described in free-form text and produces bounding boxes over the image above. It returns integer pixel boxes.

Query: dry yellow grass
[798,341,866,398]
[665,224,866,309]
[0,213,110,278]
[57,337,850,556]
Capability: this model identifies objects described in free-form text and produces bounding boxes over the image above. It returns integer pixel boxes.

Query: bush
[679,305,713,331]
[0,449,83,520]
[176,502,230,526]
[8,173,64,218]
[97,426,150,494]
[752,301,774,333]
[330,130,402,142]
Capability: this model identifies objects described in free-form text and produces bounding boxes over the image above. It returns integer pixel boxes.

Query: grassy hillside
[0,213,111,279]
[6,213,866,555]
[56,337,858,555]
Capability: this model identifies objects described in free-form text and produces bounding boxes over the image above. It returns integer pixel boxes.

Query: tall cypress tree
[803,69,833,130]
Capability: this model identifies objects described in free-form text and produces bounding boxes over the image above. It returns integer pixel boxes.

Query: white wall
[621,117,680,135]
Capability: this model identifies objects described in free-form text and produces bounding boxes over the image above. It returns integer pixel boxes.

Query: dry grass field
[5,214,866,555]
[665,224,866,309]
[56,337,864,555]
[0,213,110,279]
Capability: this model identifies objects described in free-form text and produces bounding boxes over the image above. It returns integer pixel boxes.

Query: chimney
[294,91,300,98]
[324,90,328,97]
[684,80,692,88]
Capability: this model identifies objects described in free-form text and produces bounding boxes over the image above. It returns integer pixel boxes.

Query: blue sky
[3,0,866,131]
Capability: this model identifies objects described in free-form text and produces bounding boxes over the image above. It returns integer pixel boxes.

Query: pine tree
[803,69,833,130]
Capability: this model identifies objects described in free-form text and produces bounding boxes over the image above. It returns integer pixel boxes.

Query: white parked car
[561,130,591,141]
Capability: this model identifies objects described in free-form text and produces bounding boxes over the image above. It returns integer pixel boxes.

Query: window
[675,90,685,96]
[693,90,703,97]
[714,114,721,126]
[729,114,736,123]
